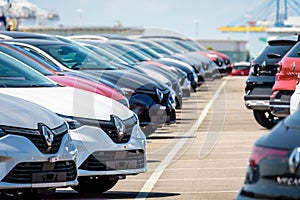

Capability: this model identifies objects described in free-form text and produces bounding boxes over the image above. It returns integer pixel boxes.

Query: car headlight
[0,128,6,138]
[117,98,130,108]
[58,115,83,130]
[122,88,135,99]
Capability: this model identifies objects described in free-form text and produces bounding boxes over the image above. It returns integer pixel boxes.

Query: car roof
[0,31,57,40]
[1,38,68,46]
[267,35,299,45]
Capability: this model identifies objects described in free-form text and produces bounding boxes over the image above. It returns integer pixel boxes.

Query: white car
[290,75,300,114]
[0,93,78,199]
[0,50,147,194]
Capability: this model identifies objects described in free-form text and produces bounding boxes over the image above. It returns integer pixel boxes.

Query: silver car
[0,93,78,199]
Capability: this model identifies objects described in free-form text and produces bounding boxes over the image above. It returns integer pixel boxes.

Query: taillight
[249,145,288,167]
[270,90,279,99]
[277,62,283,73]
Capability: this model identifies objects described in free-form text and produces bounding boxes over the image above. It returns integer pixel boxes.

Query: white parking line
[135,79,228,199]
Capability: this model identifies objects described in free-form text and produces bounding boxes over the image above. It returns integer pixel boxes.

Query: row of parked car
[0,31,232,199]
[237,34,300,199]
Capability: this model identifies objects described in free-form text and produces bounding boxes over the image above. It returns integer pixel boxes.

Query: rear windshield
[255,43,295,60]
[287,42,300,58]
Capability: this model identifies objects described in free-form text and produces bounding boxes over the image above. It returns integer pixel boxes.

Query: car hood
[0,86,133,121]
[0,93,63,129]
[81,69,168,93]
[48,75,124,101]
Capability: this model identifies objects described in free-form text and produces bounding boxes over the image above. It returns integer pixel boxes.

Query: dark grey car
[236,108,300,199]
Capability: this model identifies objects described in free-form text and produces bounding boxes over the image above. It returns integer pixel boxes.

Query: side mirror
[297,52,300,56]
[267,53,281,58]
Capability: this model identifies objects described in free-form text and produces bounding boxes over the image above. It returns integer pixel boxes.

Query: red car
[48,75,128,107]
[269,40,300,117]
[229,62,250,76]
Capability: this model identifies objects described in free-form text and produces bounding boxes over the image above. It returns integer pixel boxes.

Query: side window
[18,46,59,67]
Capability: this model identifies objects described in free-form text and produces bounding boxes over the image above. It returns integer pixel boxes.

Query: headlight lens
[58,115,83,130]
[122,88,135,98]
[117,98,130,108]
[0,128,6,138]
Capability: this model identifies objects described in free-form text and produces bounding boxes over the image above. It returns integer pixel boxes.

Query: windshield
[107,42,151,62]
[185,40,207,51]
[139,40,174,56]
[172,40,199,52]
[36,43,116,70]
[1,43,59,76]
[0,52,56,87]
[82,43,128,65]
[153,40,184,54]
[128,43,163,59]
[93,43,137,65]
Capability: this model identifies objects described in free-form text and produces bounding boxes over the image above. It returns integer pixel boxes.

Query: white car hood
[0,93,63,129]
[0,87,133,121]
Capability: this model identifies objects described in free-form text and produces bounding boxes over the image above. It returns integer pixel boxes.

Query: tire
[72,176,119,194]
[253,110,282,129]
[141,125,158,137]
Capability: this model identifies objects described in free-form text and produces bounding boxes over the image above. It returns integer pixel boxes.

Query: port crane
[218,0,300,32]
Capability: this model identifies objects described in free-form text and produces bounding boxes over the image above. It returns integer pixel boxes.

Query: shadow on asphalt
[147,136,195,140]
[45,191,181,199]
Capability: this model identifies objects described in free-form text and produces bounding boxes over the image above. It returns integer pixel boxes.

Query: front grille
[2,161,77,184]
[2,123,68,154]
[101,124,133,143]
[24,133,66,154]
[79,150,145,171]
[100,115,137,144]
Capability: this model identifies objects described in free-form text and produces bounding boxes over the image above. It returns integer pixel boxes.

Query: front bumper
[70,124,147,177]
[0,134,78,189]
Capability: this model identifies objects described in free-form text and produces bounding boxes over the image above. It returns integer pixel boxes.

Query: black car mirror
[297,52,300,56]
[267,53,281,59]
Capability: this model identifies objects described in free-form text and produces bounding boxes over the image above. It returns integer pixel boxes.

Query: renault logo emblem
[289,147,300,174]
[113,116,125,139]
[291,61,296,72]
[40,125,54,149]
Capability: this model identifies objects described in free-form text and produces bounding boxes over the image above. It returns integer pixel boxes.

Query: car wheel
[253,110,281,129]
[72,176,119,194]
[142,125,158,137]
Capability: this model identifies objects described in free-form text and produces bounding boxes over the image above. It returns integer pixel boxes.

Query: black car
[236,108,300,199]
[244,35,298,129]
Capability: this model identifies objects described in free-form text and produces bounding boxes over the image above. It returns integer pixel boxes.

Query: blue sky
[28,0,267,56]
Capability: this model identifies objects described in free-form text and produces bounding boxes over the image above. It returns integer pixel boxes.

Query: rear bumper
[244,85,273,110]
[269,90,293,117]
[244,100,269,110]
